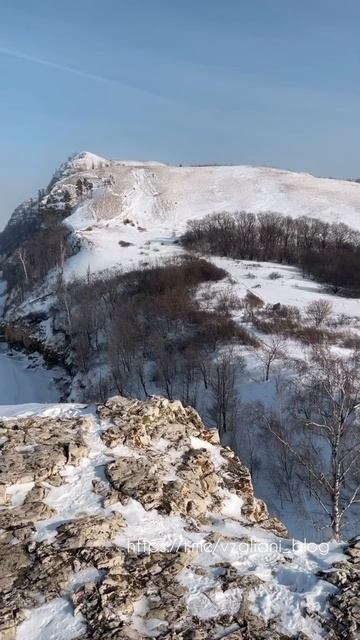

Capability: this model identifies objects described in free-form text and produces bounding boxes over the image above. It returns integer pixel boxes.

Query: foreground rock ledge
[0,396,357,639]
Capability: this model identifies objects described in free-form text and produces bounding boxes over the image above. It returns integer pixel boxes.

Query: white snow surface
[210,257,360,315]
[16,598,86,640]
[53,151,108,178]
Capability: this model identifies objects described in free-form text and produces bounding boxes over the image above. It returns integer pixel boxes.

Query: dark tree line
[0,187,73,259]
[2,206,71,293]
[182,212,360,294]
[75,178,93,199]
[0,208,40,257]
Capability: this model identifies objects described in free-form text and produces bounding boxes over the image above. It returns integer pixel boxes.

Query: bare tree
[232,405,262,480]
[56,276,73,337]
[72,320,92,372]
[134,354,149,398]
[255,337,286,381]
[197,347,211,390]
[305,299,333,327]
[59,238,67,272]
[208,350,244,439]
[263,347,360,540]
[109,350,128,395]
[178,344,201,408]
[16,247,29,284]
[153,338,178,401]
[110,311,139,374]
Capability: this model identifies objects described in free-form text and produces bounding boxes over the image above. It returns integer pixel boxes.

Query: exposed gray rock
[0,500,55,539]
[101,396,286,535]
[1,396,343,639]
[319,538,360,639]
[55,514,126,549]
[0,415,89,486]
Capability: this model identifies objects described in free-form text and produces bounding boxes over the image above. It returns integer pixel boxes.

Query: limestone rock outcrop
[0,395,353,639]
[319,537,360,639]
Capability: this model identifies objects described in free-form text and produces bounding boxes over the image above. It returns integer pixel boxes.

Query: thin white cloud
[0,45,225,115]
[0,46,161,98]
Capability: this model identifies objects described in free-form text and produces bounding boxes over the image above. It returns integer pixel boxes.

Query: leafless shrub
[118,240,133,247]
[208,350,245,439]
[215,291,243,313]
[340,333,360,350]
[244,291,264,310]
[295,326,337,346]
[305,299,333,327]
[254,336,287,381]
[336,314,352,327]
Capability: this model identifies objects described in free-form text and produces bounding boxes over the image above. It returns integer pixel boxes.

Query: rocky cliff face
[0,397,358,639]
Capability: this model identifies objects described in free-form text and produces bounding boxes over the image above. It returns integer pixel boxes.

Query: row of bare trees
[182,212,360,293]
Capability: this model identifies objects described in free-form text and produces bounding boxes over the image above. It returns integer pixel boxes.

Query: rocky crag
[0,396,358,639]
[319,536,360,639]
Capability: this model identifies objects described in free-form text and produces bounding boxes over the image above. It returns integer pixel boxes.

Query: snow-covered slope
[55,152,360,230]
[53,152,360,228]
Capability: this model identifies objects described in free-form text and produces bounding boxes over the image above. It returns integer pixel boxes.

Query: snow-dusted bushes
[249,301,358,349]
[55,256,256,403]
[268,271,281,280]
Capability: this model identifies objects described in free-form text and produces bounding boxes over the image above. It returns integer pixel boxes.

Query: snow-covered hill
[53,151,360,229]
[11,150,354,280]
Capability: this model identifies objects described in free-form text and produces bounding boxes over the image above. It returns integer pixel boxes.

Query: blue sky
[0,0,359,226]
